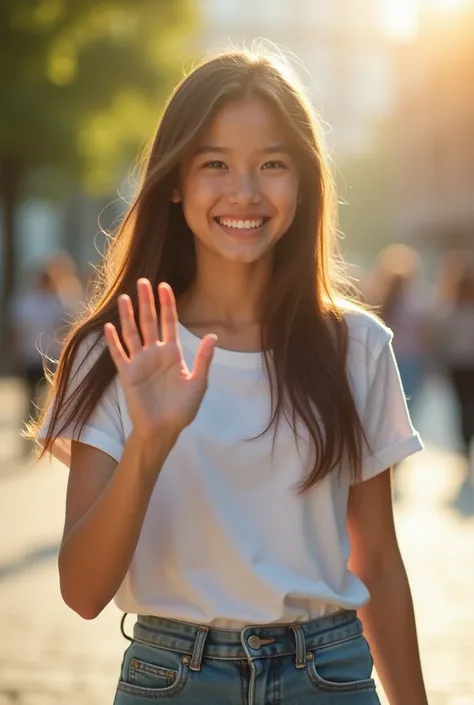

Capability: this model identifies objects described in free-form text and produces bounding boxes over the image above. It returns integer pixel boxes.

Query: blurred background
[1,1,473,703]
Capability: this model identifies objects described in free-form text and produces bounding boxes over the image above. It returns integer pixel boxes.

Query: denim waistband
[133,609,360,671]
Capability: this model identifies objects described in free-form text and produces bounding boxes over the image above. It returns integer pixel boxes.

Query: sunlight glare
[380,0,418,40]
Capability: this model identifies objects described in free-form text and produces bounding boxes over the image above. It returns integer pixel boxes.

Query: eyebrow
[194,144,292,156]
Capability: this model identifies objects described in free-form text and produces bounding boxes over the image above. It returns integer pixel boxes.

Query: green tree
[0,0,195,368]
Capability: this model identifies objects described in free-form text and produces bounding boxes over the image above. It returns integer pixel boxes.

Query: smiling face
[177,96,300,266]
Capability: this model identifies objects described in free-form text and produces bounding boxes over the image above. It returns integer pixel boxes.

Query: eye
[261,160,288,170]
[202,160,228,170]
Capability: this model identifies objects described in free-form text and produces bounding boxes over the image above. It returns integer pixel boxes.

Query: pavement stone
[0,376,473,704]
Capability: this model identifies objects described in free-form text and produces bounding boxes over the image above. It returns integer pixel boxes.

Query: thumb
[190,334,217,383]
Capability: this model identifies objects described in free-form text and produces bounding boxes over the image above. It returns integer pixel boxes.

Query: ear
[170,187,181,204]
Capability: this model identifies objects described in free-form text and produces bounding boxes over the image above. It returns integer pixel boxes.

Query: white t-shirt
[39,309,423,627]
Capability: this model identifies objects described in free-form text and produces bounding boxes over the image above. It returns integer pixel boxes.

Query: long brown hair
[31,47,369,490]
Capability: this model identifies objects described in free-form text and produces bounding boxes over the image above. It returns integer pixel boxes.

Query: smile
[214,217,269,231]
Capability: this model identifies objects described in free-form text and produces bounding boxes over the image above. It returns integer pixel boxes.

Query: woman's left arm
[347,468,429,705]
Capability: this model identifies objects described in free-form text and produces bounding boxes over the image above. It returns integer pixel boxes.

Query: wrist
[126,427,179,477]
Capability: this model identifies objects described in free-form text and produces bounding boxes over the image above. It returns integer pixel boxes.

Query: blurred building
[197,0,393,157]
[394,1,474,250]
[12,192,119,290]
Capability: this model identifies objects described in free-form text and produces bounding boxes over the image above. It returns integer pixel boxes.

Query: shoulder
[67,330,108,385]
[53,328,121,426]
[330,301,397,412]
[335,300,393,370]
[73,329,105,360]
[340,300,391,351]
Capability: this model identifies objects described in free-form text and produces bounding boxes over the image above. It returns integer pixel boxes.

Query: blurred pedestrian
[10,263,69,441]
[47,250,85,315]
[436,254,474,476]
[28,49,428,705]
[367,245,432,415]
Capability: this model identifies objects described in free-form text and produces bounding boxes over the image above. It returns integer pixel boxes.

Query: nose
[228,171,261,205]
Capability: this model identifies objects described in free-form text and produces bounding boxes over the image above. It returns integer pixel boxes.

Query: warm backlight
[428,0,468,9]
[381,0,469,39]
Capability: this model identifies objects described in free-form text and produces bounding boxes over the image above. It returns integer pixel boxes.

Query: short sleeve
[37,334,125,467]
[357,337,424,483]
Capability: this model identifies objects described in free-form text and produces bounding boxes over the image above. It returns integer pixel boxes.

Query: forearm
[358,563,428,705]
[59,431,176,619]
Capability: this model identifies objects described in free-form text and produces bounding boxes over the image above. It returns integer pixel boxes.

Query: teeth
[217,218,264,229]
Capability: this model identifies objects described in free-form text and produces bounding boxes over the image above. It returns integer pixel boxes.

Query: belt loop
[291,625,307,668]
[120,613,133,642]
[190,626,209,671]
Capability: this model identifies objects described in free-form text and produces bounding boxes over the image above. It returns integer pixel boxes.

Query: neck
[178,250,272,328]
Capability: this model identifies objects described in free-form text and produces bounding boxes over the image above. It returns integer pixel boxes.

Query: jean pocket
[115,641,190,700]
[129,657,179,689]
[306,632,376,693]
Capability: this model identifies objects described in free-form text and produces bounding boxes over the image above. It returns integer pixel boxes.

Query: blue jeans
[113,609,381,704]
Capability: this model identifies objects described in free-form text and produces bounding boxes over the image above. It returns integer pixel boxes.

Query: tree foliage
[0,0,195,370]
[0,0,195,193]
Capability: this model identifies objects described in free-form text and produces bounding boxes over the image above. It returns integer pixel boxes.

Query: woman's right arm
[58,279,216,619]
[59,429,178,620]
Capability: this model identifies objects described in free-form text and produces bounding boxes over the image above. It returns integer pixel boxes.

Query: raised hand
[104,279,216,443]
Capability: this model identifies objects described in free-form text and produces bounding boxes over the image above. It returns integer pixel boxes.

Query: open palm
[104,279,216,442]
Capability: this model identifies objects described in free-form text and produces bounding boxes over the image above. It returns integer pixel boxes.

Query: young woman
[31,49,428,705]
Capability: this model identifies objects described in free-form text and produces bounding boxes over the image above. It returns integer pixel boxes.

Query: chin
[219,247,271,265]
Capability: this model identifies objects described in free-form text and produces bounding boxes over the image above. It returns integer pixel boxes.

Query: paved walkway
[0,376,473,704]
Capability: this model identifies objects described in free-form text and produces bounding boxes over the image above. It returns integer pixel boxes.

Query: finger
[190,334,217,382]
[159,283,179,344]
[137,279,158,347]
[118,295,142,357]
[104,323,129,372]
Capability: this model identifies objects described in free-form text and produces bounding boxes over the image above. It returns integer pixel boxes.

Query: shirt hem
[357,433,424,484]
[38,426,124,466]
